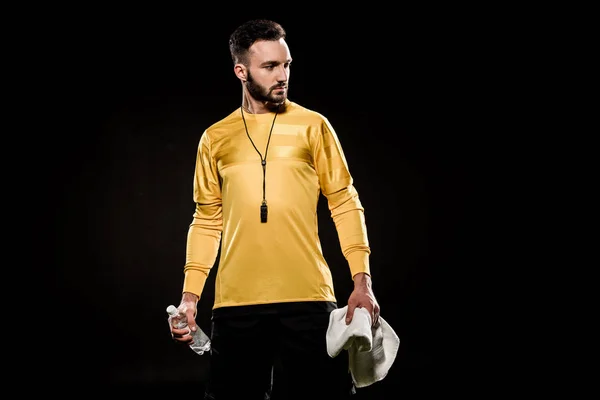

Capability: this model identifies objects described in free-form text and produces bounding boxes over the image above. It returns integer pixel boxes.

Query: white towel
[326,306,400,388]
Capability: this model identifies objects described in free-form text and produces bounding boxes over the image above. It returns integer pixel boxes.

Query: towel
[326,306,400,388]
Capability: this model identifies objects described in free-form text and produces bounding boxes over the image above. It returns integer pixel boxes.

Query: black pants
[204,311,355,400]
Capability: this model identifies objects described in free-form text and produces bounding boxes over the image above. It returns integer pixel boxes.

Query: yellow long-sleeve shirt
[182,100,371,310]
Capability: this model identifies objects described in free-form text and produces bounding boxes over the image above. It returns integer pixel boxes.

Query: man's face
[244,38,292,104]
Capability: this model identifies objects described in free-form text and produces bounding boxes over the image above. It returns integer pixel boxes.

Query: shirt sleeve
[313,117,371,279]
[182,131,223,298]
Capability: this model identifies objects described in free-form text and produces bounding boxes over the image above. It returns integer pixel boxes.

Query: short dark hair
[229,19,286,65]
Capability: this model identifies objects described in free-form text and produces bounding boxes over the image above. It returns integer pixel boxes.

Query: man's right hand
[170,292,199,344]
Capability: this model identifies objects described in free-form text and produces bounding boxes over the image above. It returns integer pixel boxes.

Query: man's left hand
[345,272,380,326]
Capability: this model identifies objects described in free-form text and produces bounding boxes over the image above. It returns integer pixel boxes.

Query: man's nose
[276,66,288,83]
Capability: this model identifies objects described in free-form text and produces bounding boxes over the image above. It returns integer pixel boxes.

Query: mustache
[270,84,287,90]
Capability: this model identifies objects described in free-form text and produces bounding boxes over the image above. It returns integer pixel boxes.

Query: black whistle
[260,203,268,223]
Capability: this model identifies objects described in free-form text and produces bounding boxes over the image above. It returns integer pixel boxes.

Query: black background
[36,7,504,397]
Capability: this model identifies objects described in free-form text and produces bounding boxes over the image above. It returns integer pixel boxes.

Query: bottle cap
[166,305,178,315]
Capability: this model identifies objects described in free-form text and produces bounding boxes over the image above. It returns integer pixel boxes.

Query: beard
[246,71,287,105]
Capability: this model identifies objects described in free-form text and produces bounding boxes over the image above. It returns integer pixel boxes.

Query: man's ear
[234,64,247,82]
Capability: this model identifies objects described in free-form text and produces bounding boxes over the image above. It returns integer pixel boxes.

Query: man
[169,19,380,399]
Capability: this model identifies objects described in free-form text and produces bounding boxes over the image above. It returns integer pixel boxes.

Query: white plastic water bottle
[166,304,211,355]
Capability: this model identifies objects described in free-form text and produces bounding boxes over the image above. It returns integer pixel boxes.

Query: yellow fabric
[182,100,371,309]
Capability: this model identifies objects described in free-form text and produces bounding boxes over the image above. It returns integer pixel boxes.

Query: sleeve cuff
[347,250,371,278]
[182,268,208,299]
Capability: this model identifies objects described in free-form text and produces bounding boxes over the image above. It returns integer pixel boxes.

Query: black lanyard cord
[240,106,279,222]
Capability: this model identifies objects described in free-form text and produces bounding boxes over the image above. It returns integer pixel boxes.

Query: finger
[372,305,380,325]
[173,333,193,343]
[373,313,380,326]
[345,307,355,324]
[171,327,191,336]
[171,327,192,340]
